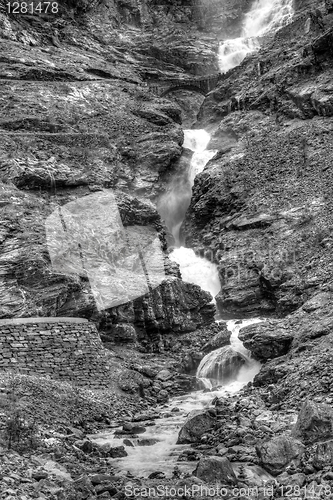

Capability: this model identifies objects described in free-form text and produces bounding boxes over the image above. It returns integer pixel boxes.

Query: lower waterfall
[88,319,263,478]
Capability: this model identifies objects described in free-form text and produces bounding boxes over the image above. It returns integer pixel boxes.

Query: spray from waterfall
[218,0,294,72]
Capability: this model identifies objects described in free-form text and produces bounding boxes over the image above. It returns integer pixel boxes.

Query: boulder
[137,438,160,446]
[292,400,333,444]
[117,370,151,394]
[239,321,293,360]
[177,410,215,444]
[197,346,247,383]
[108,446,128,458]
[312,439,333,470]
[194,456,237,484]
[202,324,231,353]
[256,435,305,476]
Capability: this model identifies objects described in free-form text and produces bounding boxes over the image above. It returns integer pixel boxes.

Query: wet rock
[108,446,128,458]
[123,439,134,447]
[122,423,146,434]
[148,471,165,479]
[137,438,159,446]
[177,410,215,444]
[292,400,333,444]
[197,346,247,383]
[194,456,237,484]
[256,435,305,476]
[239,321,294,360]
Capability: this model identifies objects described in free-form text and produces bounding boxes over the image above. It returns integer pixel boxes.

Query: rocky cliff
[184,0,333,319]
[0,0,226,341]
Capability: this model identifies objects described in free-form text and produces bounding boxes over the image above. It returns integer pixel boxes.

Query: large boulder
[292,400,333,445]
[194,456,237,485]
[239,321,293,360]
[197,346,247,384]
[256,435,305,476]
[177,410,215,444]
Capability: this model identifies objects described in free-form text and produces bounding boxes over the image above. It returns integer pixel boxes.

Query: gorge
[1,0,333,497]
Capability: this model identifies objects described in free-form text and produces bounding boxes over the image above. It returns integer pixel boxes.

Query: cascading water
[218,0,294,72]
[158,129,220,302]
[197,319,263,391]
[157,130,215,247]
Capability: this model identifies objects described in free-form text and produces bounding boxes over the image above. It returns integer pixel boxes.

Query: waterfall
[197,319,262,391]
[157,130,220,302]
[157,130,216,247]
[218,0,294,72]
[169,247,221,301]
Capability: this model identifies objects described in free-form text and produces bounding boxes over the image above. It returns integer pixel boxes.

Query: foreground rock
[177,410,215,444]
[256,435,305,476]
[292,400,333,445]
[194,456,237,484]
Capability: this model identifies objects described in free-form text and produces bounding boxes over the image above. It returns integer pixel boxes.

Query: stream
[89,319,263,478]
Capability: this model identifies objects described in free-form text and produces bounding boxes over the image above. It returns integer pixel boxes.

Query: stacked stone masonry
[0,318,112,387]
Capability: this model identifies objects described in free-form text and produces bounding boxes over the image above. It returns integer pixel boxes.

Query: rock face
[194,456,237,484]
[252,293,333,410]
[177,410,215,444]
[183,0,333,319]
[239,321,294,360]
[0,0,229,330]
[101,277,215,344]
[292,400,333,445]
[256,436,305,476]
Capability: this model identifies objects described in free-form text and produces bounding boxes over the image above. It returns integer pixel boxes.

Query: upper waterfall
[218,0,294,73]
[157,130,220,303]
[157,130,216,247]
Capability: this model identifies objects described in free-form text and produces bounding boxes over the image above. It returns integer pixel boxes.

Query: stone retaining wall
[0,317,112,387]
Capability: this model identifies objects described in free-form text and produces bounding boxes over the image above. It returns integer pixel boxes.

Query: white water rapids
[218,0,294,72]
